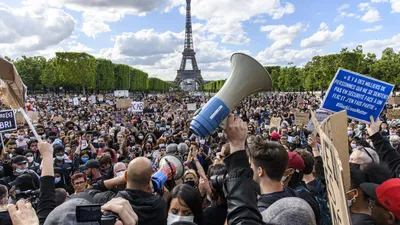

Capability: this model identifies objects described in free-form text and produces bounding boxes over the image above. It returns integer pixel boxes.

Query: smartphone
[76,204,102,222]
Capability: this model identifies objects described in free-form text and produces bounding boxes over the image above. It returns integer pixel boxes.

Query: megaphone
[190,53,272,137]
[151,155,184,192]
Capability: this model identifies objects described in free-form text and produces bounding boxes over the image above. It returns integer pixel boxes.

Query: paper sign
[320,110,351,192]
[187,103,197,111]
[27,111,39,122]
[73,97,79,106]
[52,116,63,122]
[307,109,331,131]
[114,90,129,97]
[388,108,400,119]
[0,110,17,132]
[295,112,309,125]
[322,68,394,123]
[15,112,24,124]
[269,117,281,132]
[116,99,132,109]
[131,102,144,112]
[97,95,104,102]
[311,111,351,225]
[90,95,96,104]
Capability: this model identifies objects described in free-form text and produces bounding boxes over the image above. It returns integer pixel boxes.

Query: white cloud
[360,33,400,57]
[361,9,381,22]
[337,4,350,12]
[68,42,94,52]
[300,24,345,48]
[253,19,266,24]
[0,3,75,58]
[371,0,388,3]
[391,0,400,12]
[319,22,328,30]
[358,2,372,11]
[257,47,323,66]
[361,25,383,32]
[261,23,305,50]
[221,34,251,45]
[81,21,111,38]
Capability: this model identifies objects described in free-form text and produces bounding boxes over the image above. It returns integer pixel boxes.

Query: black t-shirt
[350,211,376,225]
[204,204,227,225]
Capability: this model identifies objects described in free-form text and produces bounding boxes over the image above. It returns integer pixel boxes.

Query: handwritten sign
[0,110,17,132]
[388,108,400,120]
[322,68,394,123]
[131,102,144,112]
[311,110,351,225]
[269,117,281,134]
[187,103,197,111]
[114,90,129,97]
[307,109,331,131]
[294,112,309,125]
[73,97,79,106]
[116,99,132,109]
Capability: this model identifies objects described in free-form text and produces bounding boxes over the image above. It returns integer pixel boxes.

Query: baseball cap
[270,132,281,140]
[288,152,305,171]
[12,155,27,165]
[9,174,33,187]
[84,159,100,170]
[360,178,400,220]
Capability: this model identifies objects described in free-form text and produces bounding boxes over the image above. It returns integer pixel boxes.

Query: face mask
[348,131,353,136]
[65,147,71,152]
[100,131,105,135]
[358,125,363,129]
[167,214,194,225]
[99,143,106,148]
[159,144,165,148]
[391,142,399,148]
[81,157,89,163]
[350,144,357,149]
[184,180,196,187]
[116,171,125,177]
[27,156,34,163]
[148,138,153,142]
[30,137,36,141]
[138,135,144,140]
[17,135,24,140]
[182,136,188,139]
[200,140,205,145]
[15,189,21,195]
[218,133,223,138]
[56,156,64,161]
[32,146,38,152]
[54,177,61,184]
[390,132,397,136]
[166,125,171,129]
[349,163,361,171]
[347,199,353,208]
[15,168,27,174]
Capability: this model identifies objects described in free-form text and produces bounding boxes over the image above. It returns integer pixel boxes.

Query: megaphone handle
[19,108,42,142]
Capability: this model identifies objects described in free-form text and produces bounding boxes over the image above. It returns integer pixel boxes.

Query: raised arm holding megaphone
[190,53,273,137]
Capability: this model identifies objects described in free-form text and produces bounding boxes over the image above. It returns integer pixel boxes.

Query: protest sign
[269,117,281,134]
[97,95,104,102]
[388,108,400,119]
[131,102,144,112]
[52,116,63,122]
[320,110,350,192]
[187,103,197,111]
[294,112,309,125]
[73,97,79,106]
[311,111,351,225]
[116,99,132,109]
[114,90,129,97]
[306,109,331,131]
[15,112,24,124]
[322,68,394,123]
[27,111,39,122]
[0,110,17,132]
[90,95,96,104]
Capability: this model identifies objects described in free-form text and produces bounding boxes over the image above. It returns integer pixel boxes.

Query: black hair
[55,188,67,206]
[207,164,227,206]
[287,171,304,189]
[0,184,7,200]
[167,184,204,225]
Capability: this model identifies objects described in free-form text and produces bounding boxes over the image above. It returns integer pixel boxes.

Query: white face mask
[167,213,194,225]
[350,144,357,149]
[27,156,34,163]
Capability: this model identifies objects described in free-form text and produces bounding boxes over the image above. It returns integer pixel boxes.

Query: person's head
[283,151,305,188]
[361,178,400,225]
[249,139,288,185]
[126,157,153,191]
[113,162,126,177]
[346,163,391,212]
[294,149,314,175]
[183,170,198,189]
[55,188,69,206]
[98,136,107,149]
[12,155,28,174]
[54,145,65,161]
[6,140,17,153]
[280,135,288,145]
[98,154,112,173]
[0,184,8,205]
[71,173,88,193]
[207,164,227,206]
[84,159,101,179]
[167,184,204,225]
[349,147,379,170]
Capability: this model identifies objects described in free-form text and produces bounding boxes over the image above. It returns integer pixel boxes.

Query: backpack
[296,185,332,225]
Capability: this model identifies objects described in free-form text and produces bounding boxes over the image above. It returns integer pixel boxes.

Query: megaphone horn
[190,53,272,137]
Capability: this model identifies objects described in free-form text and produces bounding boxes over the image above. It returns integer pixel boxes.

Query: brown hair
[71,173,87,184]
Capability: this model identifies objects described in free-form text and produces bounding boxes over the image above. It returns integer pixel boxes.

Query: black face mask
[99,143,106,148]
[184,180,196,188]
[349,163,361,171]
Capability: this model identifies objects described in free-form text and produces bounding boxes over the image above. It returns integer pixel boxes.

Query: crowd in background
[0,92,399,225]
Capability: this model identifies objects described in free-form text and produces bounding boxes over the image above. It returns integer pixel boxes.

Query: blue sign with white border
[321,68,394,124]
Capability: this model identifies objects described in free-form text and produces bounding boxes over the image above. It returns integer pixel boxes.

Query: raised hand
[367,115,382,137]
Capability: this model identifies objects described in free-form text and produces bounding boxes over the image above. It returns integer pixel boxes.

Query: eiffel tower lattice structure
[174,0,204,87]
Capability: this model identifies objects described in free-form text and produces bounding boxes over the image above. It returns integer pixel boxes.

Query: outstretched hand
[225,114,247,153]
[38,140,53,157]
[367,116,382,137]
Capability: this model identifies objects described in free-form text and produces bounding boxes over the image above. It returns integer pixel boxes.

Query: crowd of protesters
[0,91,399,225]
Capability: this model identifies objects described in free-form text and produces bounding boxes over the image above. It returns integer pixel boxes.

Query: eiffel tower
[174,0,204,89]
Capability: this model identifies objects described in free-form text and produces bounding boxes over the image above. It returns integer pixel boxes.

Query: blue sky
[1,0,400,81]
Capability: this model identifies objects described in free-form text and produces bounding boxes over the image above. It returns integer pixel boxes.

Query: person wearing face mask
[346,163,391,225]
[0,155,40,190]
[183,170,199,189]
[349,146,380,171]
[53,145,74,192]
[24,149,41,174]
[167,184,204,225]
[53,168,67,190]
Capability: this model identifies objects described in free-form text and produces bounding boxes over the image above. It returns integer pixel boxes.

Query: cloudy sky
[1,0,400,81]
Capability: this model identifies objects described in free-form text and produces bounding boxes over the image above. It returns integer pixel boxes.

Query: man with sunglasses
[361,178,400,225]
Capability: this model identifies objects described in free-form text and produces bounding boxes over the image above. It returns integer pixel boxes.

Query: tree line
[201,46,400,92]
[5,52,177,94]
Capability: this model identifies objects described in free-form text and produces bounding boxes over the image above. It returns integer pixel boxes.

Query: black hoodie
[116,189,166,225]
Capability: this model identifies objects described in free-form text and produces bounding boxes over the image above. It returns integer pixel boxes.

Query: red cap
[270,132,281,140]
[288,152,305,171]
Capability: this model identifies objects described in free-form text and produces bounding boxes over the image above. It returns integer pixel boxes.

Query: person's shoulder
[351,212,375,225]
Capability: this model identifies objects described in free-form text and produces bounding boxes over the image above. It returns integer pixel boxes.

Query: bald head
[127,157,153,188]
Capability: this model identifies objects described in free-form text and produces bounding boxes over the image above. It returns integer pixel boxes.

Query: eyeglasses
[74,181,86,186]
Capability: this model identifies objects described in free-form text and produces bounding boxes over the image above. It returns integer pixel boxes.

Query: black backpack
[296,185,332,225]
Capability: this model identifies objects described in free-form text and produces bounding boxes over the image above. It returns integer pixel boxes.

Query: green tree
[96,58,115,92]
[114,64,130,90]
[13,56,46,92]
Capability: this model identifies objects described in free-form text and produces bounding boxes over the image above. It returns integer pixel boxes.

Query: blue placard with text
[322,68,394,123]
